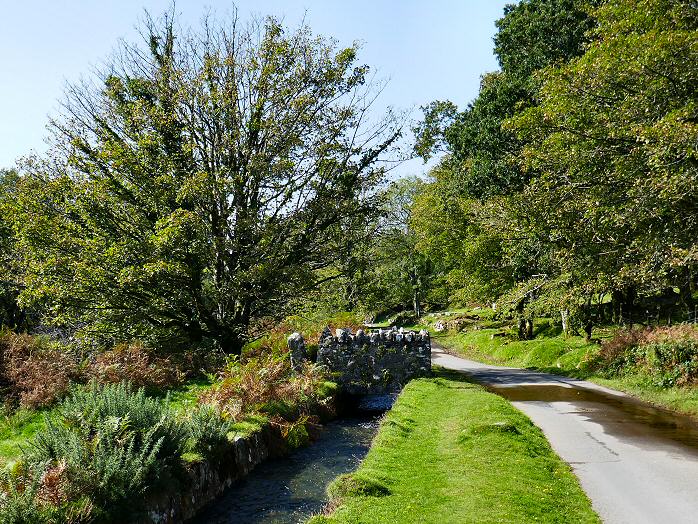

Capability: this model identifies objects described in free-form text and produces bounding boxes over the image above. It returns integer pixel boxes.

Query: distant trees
[13,12,400,353]
[0,169,28,330]
[0,0,692,346]
[368,177,431,317]
[410,0,596,313]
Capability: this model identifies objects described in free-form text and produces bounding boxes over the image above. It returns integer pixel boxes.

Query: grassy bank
[435,323,698,418]
[311,371,598,524]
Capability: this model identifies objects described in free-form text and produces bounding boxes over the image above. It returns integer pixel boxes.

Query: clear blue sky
[0,1,509,174]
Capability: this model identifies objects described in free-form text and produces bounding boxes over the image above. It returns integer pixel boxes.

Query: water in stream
[189,416,379,524]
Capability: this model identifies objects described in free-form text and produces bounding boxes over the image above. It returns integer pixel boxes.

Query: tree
[0,169,28,330]
[362,177,433,317]
[16,11,401,353]
[414,0,596,199]
[409,0,596,319]
[508,0,698,327]
[493,0,597,80]
[410,160,515,305]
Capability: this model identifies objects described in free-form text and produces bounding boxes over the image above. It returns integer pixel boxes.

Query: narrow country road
[432,345,698,524]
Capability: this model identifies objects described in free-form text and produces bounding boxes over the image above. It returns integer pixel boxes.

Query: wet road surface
[433,345,698,524]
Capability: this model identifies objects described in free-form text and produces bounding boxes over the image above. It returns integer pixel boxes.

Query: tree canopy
[14,12,400,353]
[407,0,697,336]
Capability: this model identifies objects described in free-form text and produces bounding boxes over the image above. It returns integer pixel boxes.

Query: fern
[186,404,233,460]
[4,381,190,522]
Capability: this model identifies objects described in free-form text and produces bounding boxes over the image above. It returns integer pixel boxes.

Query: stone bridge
[288,326,431,395]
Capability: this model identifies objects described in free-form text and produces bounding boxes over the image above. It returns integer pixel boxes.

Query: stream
[189,416,380,524]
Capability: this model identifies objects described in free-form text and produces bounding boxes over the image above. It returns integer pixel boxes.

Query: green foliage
[421,0,595,199]
[0,170,27,332]
[0,462,47,524]
[410,161,515,305]
[410,0,696,335]
[596,326,698,387]
[494,0,597,78]
[51,382,188,460]
[15,11,399,354]
[185,404,233,461]
[508,0,698,300]
[444,71,530,198]
[407,0,596,315]
[360,177,434,316]
[3,382,190,522]
[412,101,457,161]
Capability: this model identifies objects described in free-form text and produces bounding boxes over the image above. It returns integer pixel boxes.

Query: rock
[320,326,333,343]
[287,332,307,371]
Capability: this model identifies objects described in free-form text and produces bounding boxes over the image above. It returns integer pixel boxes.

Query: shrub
[186,404,233,461]
[52,381,189,461]
[0,461,93,524]
[597,325,698,386]
[0,462,48,524]
[0,331,80,409]
[201,355,331,424]
[89,342,184,393]
[8,382,189,522]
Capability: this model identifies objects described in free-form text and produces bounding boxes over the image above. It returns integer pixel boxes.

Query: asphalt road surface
[432,345,698,524]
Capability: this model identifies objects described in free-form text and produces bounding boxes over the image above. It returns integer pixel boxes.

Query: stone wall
[310,327,431,395]
[140,402,332,523]
[142,426,281,523]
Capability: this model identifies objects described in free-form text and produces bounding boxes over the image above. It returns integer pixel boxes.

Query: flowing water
[189,416,380,524]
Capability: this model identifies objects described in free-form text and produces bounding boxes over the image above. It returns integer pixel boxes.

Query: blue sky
[0,1,509,175]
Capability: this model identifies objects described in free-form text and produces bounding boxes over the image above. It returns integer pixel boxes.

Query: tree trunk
[561,309,570,337]
[584,321,593,342]
[518,318,528,340]
[413,288,421,318]
[525,318,534,339]
[219,335,244,355]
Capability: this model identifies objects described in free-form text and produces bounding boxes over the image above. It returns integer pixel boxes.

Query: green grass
[165,376,215,413]
[0,408,53,465]
[434,323,698,418]
[0,376,217,467]
[311,370,598,524]
[437,326,597,374]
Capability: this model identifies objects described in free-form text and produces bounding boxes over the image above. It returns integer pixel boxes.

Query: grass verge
[311,370,599,524]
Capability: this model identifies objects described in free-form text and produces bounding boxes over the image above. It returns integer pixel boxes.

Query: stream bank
[189,415,380,523]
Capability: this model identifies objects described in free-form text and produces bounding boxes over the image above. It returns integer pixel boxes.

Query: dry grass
[0,332,80,409]
[201,355,331,422]
[89,341,184,392]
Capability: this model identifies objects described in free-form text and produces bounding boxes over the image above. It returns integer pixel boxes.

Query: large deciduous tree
[16,12,401,353]
[509,0,698,316]
[415,0,596,199]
